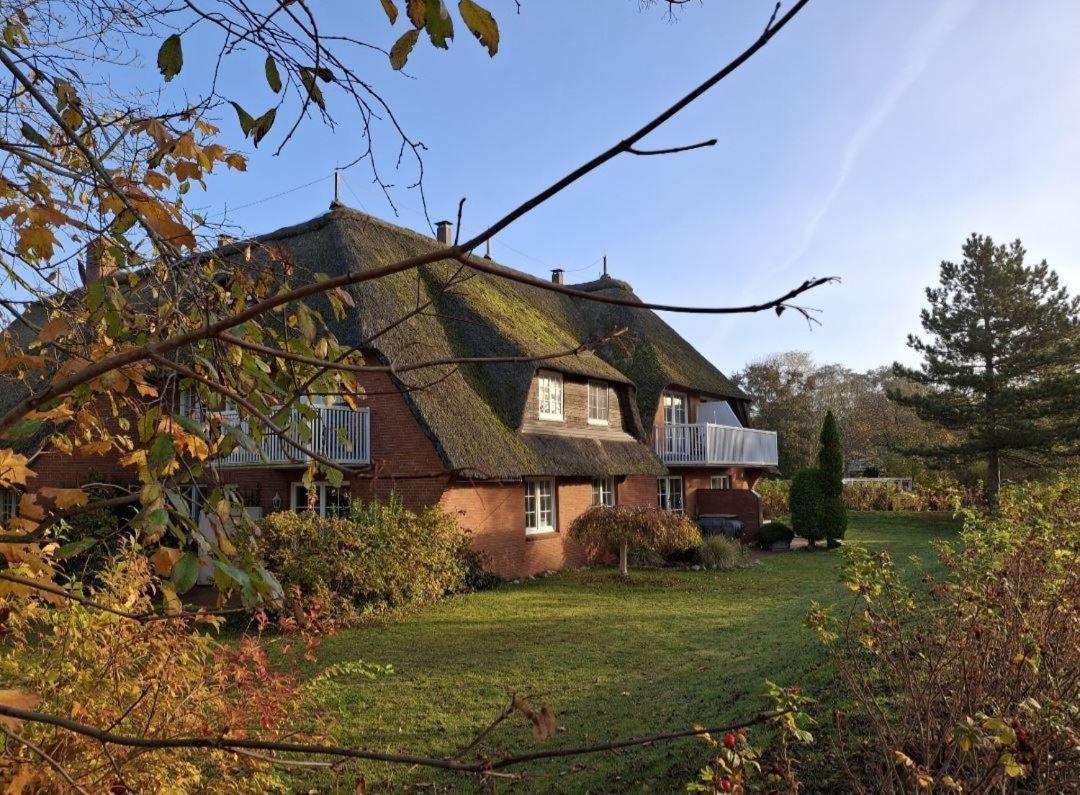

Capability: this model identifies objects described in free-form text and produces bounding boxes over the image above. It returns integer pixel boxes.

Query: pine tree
[817,410,847,546]
[890,234,1080,506]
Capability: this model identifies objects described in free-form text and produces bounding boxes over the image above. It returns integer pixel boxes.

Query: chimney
[435,220,453,245]
[83,237,117,285]
[551,268,565,285]
[217,234,235,249]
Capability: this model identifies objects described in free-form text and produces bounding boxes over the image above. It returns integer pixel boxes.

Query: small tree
[568,506,701,578]
[817,410,848,547]
[789,468,824,547]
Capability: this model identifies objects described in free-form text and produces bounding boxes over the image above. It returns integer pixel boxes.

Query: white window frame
[710,475,732,490]
[663,392,689,425]
[657,476,684,513]
[587,381,610,426]
[0,489,18,521]
[592,477,615,507]
[524,479,557,534]
[537,371,564,421]
[291,482,351,517]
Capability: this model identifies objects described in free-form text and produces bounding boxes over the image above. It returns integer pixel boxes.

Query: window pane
[0,490,17,521]
[293,485,314,513]
[525,482,537,529]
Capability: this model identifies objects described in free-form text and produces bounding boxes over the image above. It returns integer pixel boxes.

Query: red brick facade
[21,370,766,580]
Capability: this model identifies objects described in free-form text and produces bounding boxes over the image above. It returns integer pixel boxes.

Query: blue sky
[183,0,1080,375]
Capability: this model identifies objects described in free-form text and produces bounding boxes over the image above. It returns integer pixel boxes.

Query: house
[3,205,779,578]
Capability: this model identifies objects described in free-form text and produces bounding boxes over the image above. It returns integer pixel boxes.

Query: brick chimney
[83,237,117,285]
[435,220,453,245]
[551,268,564,285]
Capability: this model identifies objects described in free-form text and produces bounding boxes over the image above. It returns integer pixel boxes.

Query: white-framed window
[0,489,18,521]
[537,371,564,421]
[663,391,689,425]
[291,482,351,517]
[587,381,610,425]
[710,475,732,490]
[524,479,556,534]
[592,477,615,507]
[657,476,684,513]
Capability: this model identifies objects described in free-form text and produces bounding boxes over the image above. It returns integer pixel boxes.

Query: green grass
[286,512,959,792]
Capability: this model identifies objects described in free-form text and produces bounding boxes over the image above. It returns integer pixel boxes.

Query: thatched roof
[1,205,749,480]
[566,275,748,428]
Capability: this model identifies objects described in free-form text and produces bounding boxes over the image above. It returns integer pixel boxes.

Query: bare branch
[0,700,791,775]
[627,138,717,156]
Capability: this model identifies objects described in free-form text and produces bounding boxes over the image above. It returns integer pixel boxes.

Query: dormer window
[663,391,688,425]
[587,381,610,425]
[537,371,564,421]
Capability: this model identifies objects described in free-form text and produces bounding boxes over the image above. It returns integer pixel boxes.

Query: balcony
[653,423,778,468]
[214,405,370,468]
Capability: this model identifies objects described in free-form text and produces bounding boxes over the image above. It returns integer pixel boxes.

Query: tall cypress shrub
[790,467,824,546]
[817,410,848,547]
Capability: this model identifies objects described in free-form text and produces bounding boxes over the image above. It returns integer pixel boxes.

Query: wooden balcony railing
[214,405,370,467]
[653,423,778,467]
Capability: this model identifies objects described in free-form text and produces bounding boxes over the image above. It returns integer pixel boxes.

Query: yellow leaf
[25,404,74,423]
[17,493,43,521]
[0,689,41,729]
[15,225,56,261]
[0,449,34,488]
[39,487,88,510]
[151,546,182,577]
[160,581,183,615]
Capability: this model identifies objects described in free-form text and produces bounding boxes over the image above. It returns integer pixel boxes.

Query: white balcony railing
[653,423,778,467]
[214,406,370,467]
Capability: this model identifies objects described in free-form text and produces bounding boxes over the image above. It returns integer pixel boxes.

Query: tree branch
[627,138,717,156]
[0,701,790,774]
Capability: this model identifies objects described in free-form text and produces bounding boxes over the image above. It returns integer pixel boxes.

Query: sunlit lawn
[285,512,960,792]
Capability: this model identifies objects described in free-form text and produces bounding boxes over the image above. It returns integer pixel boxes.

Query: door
[662,392,689,459]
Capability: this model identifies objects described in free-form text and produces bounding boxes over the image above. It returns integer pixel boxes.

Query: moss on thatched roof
[1,206,745,480]
[566,275,748,429]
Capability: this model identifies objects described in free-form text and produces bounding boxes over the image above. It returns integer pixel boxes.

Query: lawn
[287,512,960,792]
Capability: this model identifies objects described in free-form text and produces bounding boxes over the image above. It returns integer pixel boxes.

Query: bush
[697,535,750,569]
[758,475,984,520]
[790,468,824,545]
[0,553,310,792]
[810,473,1080,792]
[257,494,475,617]
[755,479,789,520]
[756,521,794,549]
[569,505,701,578]
[842,476,983,512]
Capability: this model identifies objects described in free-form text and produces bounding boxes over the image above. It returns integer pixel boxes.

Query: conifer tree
[817,410,847,545]
[891,234,1080,506]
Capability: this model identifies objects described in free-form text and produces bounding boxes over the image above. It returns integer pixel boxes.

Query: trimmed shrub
[568,505,702,578]
[817,411,848,546]
[257,494,475,617]
[755,479,790,520]
[756,521,794,549]
[790,468,825,545]
[697,535,750,570]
